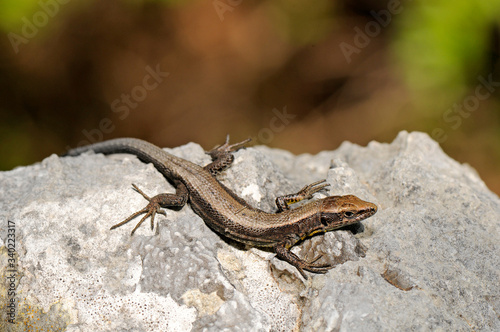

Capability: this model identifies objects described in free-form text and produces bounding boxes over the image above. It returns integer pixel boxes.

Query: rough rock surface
[0,131,498,331]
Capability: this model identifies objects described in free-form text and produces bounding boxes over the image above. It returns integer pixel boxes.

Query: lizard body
[66,137,377,278]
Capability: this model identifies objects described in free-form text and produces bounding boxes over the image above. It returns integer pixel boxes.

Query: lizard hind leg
[204,135,252,176]
[110,183,187,235]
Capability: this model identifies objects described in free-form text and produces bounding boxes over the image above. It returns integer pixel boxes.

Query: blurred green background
[1,0,499,193]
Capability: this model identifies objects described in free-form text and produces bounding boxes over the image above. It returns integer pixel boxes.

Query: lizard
[65,136,377,278]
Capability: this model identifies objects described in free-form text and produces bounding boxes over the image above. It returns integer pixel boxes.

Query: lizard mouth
[359,203,377,219]
[347,204,377,223]
[362,206,377,218]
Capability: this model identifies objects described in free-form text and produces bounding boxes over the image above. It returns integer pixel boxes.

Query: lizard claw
[299,255,334,277]
[208,135,251,156]
[275,180,330,211]
[297,180,330,199]
[294,260,334,279]
[110,184,165,235]
[275,241,335,279]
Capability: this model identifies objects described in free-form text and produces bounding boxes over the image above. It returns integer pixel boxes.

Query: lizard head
[318,195,377,231]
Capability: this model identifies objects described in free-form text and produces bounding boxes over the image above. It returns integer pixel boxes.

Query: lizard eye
[344,211,355,218]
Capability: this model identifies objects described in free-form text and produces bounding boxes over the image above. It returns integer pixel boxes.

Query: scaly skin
[66,137,377,278]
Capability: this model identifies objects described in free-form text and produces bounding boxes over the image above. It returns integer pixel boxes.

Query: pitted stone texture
[0,131,498,331]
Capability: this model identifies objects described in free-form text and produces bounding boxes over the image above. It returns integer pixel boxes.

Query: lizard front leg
[204,135,251,176]
[274,235,333,279]
[275,180,329,212]
[111,181,188,235]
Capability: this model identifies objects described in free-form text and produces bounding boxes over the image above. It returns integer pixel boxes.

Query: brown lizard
[66,137,377,278]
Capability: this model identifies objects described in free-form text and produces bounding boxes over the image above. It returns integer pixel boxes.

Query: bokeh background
[1,0,499,193]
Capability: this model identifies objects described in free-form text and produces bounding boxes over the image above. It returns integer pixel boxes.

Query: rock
[0,131,498,331]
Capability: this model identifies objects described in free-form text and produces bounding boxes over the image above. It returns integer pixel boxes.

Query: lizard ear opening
[320,214,332,226]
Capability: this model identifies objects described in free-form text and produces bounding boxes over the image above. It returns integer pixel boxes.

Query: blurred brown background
[1,0,499,193]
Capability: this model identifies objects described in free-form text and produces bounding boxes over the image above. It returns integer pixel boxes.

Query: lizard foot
[276,179,330,211]
[296,180,330,199]
[207,135,251,157]
[295,258,334,279]
[204,136,252,176]
[275,243,334,279]
[110,184,166,235]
